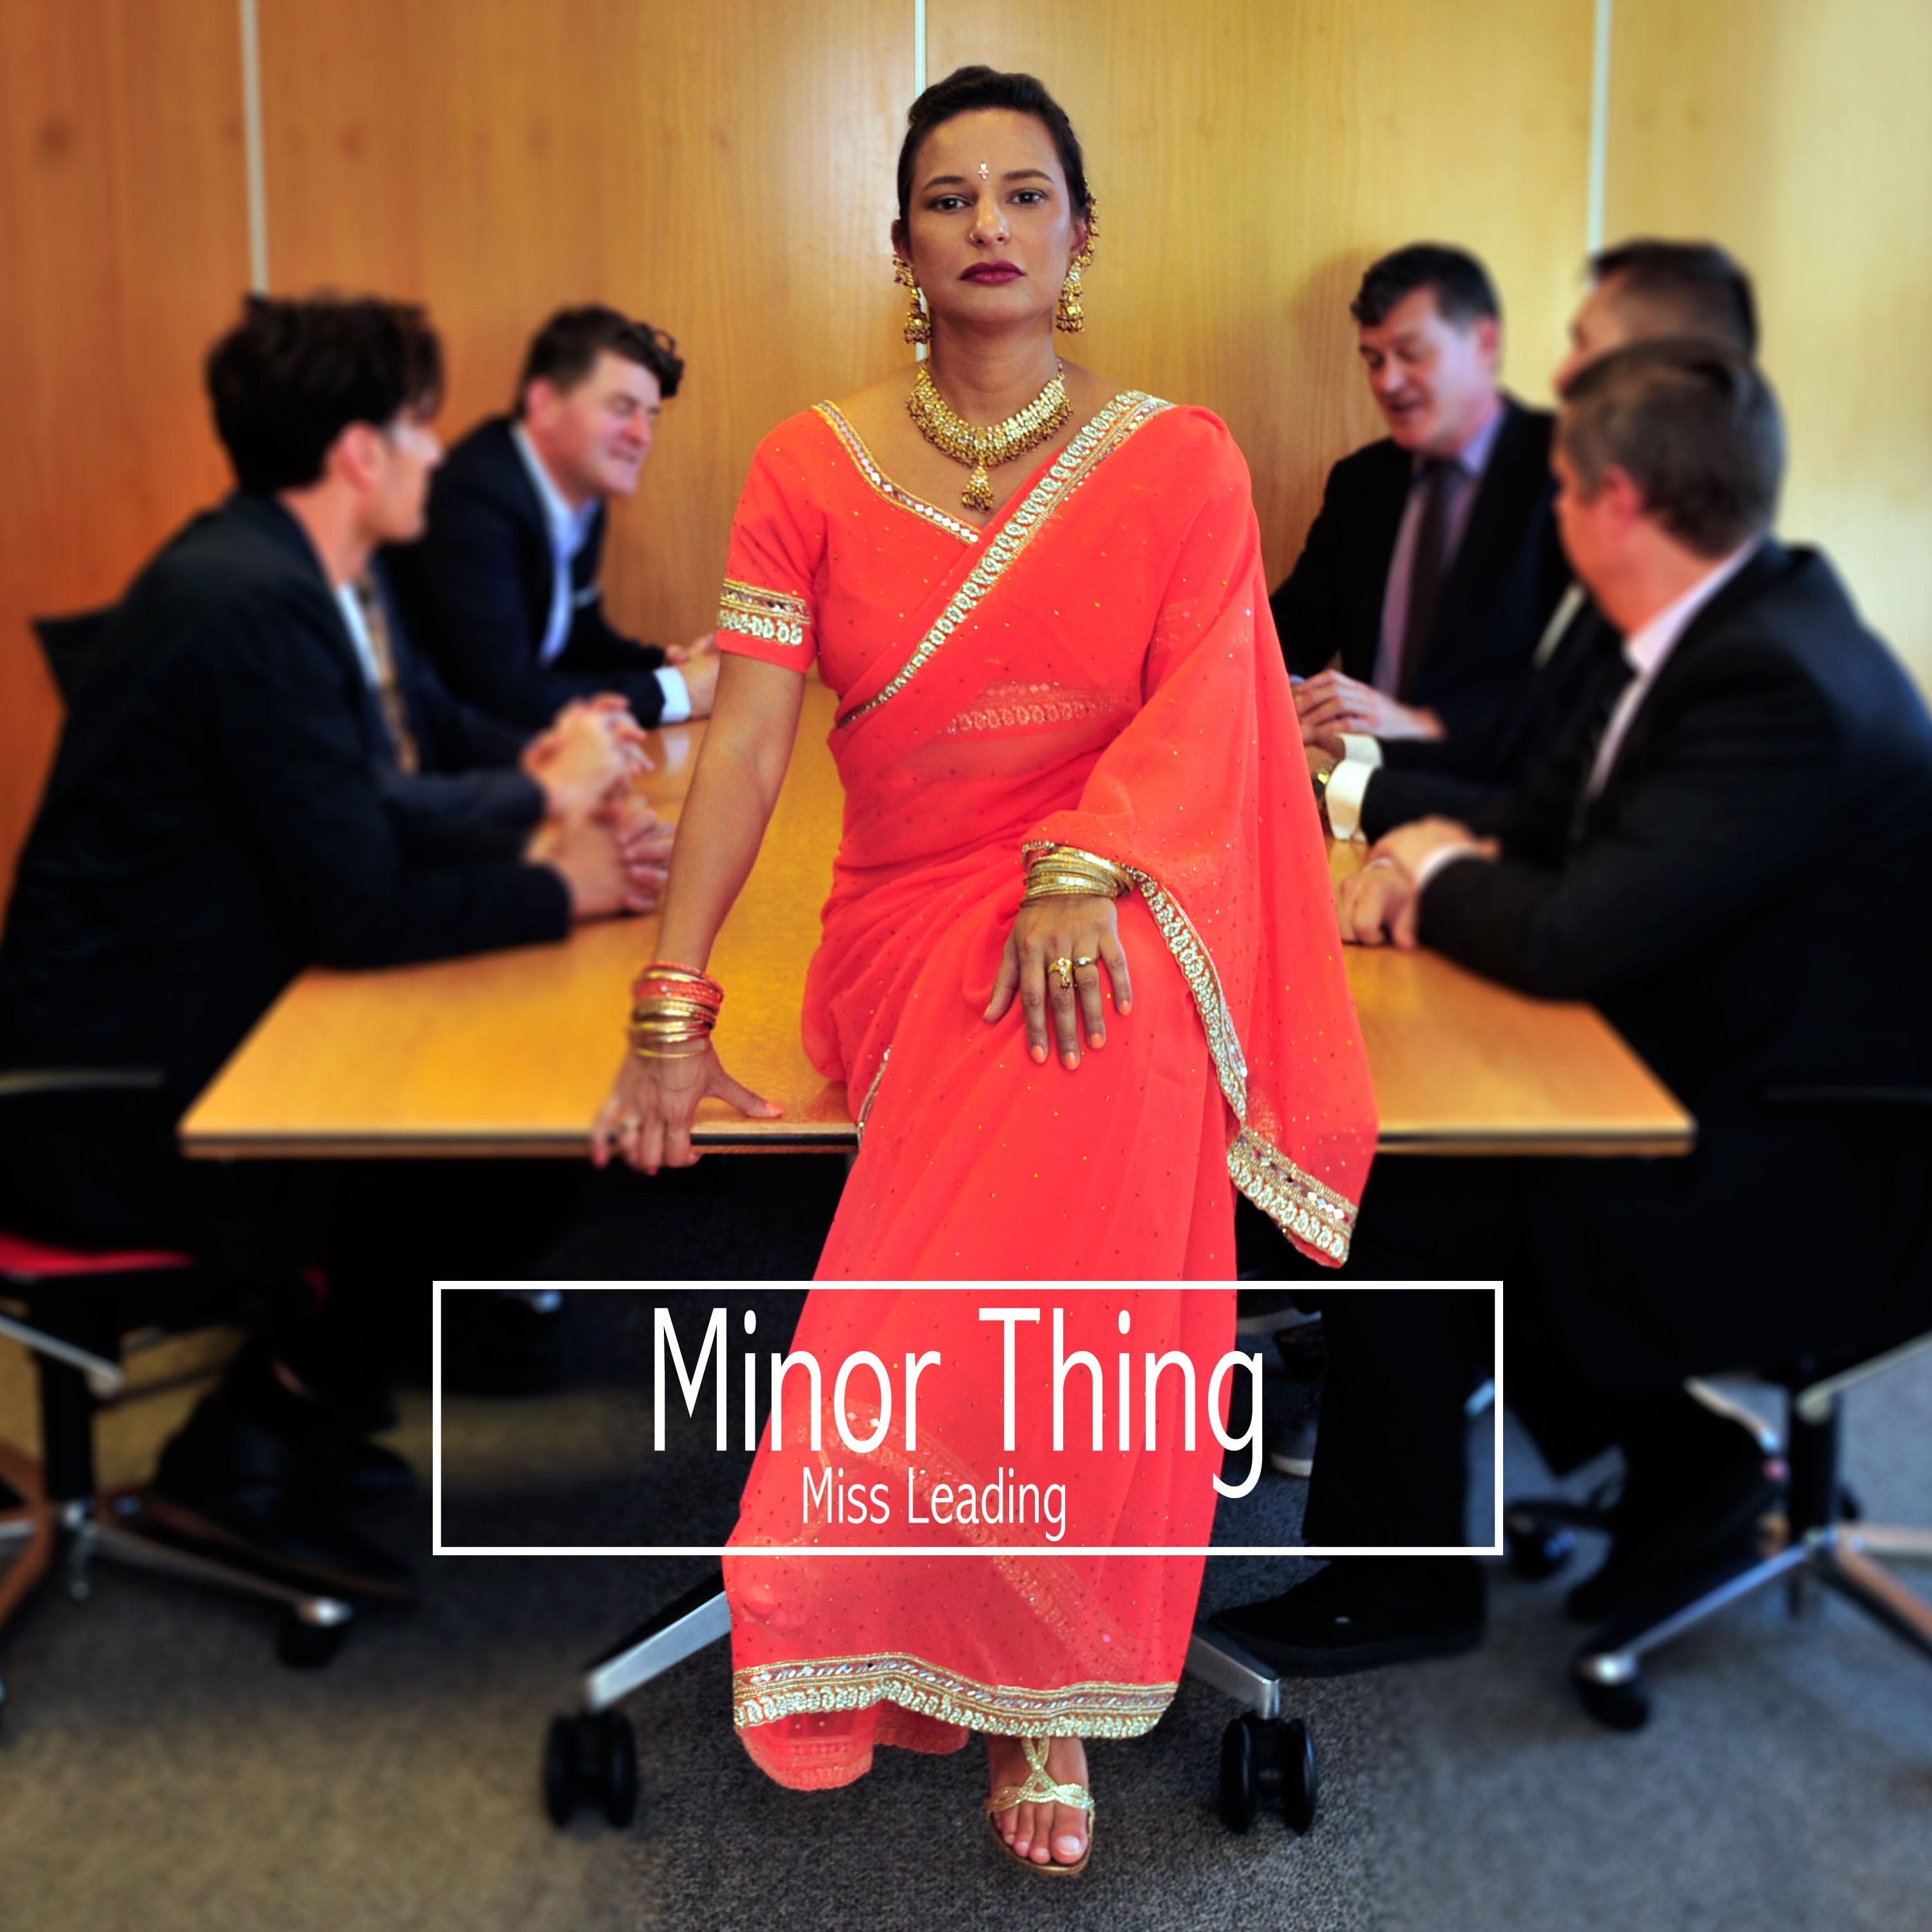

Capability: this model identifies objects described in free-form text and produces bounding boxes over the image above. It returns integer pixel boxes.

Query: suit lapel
[482,419,565,656]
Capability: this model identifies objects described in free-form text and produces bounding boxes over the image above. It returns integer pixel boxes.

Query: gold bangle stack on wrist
[627,961,723,1059]
[1020,845,1134,904]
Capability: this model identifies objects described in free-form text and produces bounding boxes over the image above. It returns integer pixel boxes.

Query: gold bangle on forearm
[1020,845,1133,904]
[627,959,723,1059]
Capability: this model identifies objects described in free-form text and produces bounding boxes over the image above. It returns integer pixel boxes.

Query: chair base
[1571,1522,1932,1730]
[0,1441,353,1718]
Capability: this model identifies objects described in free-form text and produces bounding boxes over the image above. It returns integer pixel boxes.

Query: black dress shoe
[146,1395,416,1602]
[218,1345,416,1507]
[1211,1558,1486,1676]
[1565,1406,1783,1626]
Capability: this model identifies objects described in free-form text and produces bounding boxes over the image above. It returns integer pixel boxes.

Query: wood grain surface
[924,0,1595,593]
[1607,0,1932,695]
[0,0,252,896]
[180,680,1690,1159]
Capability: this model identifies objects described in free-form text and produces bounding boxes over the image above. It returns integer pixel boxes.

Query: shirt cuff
[1338,732,1384,770]
[1324,755,1378,840]
[1412,842,1489,895]
[654,667,692,724]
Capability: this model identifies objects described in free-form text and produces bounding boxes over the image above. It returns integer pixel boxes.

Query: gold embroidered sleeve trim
[835,392,1173,730]
[717,578,811,649]
[1122,864,1357,1263]
[732,1650,1178,1739]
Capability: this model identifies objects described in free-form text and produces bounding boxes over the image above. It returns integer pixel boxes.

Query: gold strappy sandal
[985,1736,1095,1877]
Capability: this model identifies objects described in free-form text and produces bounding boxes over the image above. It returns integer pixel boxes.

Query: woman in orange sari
[592,68,1374,1871]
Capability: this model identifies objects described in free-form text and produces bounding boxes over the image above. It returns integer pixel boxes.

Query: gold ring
[1050,956,1075,991]
[1073,956,1097,971]
[619,1113,641,1133]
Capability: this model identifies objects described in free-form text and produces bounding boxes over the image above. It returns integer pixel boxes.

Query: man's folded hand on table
[1334,817,1497,949]
[520,693,650,817]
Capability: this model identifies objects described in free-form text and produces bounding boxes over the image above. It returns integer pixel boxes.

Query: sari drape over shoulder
[710,393,1374,1788]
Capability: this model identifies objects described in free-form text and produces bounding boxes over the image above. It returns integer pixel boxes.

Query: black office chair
[1506,1327,1932,1730]
[30,606,118,708]
[0,1073,353,1723]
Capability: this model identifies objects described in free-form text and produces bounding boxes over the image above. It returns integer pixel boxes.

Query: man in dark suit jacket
[1328,240,1763,843]
[1273,244,1571,758]
[1218,340,1932,1670]
[390,305,719,732]
[0,297,644,1595]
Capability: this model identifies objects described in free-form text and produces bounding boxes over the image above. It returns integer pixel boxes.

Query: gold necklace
[906,361,1070,511]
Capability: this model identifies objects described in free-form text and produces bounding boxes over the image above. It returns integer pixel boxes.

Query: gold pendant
[963,464,994,511]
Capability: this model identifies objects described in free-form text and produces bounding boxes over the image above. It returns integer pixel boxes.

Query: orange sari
[713,393,1374,1787]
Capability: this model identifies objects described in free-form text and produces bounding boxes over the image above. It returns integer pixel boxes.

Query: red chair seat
[0,1229,193,1281]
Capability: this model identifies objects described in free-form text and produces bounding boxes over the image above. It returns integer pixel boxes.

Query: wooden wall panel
[258,0,913,648]
[1606,0,1932,692]
[925,0,1596,585]
[0,0,251,893]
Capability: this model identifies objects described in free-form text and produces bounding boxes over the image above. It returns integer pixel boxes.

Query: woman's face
[896,108,1087,339]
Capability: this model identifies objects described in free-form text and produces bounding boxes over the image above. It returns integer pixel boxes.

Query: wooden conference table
[181,679,1690,1162]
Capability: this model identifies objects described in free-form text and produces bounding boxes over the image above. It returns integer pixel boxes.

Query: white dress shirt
[510,422,690,723]
[334,581,381,688]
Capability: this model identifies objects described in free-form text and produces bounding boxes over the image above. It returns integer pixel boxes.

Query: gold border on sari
[834,392,1173,730]
[732,1651,1177,1738]
[813,404,983,545]
[717,578,811,649]
[1018,842,1358,1261]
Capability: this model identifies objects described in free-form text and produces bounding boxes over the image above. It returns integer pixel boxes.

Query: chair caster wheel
[545,1709,639,1828]
[1506,1513,1578,1581]
[1219,1712,1318,1834]
[1575,1669,1649,1731]
[276,1609,346,1669]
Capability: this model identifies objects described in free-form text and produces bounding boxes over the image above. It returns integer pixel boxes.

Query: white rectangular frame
[431,1282,1503,1558]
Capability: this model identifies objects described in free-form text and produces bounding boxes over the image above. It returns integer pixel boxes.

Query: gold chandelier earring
[1055,208,1098,335]
[894,256,932,346]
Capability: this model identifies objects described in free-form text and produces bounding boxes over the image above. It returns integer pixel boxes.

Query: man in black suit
[1218,340,1932,1668]
[0,296,651,1595]
[392,305,719,732]
[1322,240,1761,843]
[1273,244,1570,762]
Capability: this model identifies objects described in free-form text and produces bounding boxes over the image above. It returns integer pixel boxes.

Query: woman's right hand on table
[589,1044,781,1173]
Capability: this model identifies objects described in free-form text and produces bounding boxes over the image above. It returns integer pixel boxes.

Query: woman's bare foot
[985,1734,1091,1867]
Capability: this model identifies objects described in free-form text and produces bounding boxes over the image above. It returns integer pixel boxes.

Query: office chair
[0,1073,352,1723]
[1506,1326,1932,1731]
[30,607,118,708]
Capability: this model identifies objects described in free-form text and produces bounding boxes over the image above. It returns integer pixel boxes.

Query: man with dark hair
[393,305,718,731]
[0,295,652,1597]
[1219,339,1932,1670]
[1562,238,1757,382]
[1273,243,1570,762]
[1316,238,1763,842]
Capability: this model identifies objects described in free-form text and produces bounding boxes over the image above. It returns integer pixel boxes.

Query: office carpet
[1,1183,1927,1932]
